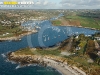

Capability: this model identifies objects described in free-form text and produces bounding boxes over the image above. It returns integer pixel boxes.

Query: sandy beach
[43,58,75,75]
[43,57,86,75]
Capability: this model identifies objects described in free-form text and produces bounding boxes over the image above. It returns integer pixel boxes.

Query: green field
[65,16,100,29]
[36,49,61,56]
[15,47,34,55]
[0,25,22,38]
[14,47,61,56]
[51,20,62,26]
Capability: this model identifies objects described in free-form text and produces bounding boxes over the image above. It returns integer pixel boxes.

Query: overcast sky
[0,0,100,9]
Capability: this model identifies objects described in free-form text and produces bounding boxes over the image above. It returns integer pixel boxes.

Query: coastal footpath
[8,52,86,75]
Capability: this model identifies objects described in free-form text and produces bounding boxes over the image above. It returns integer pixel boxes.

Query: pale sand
[43,58,86,75]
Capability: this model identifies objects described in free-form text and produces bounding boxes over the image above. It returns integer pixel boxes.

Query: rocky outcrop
[8,52,43,65]
[7,52,86,75]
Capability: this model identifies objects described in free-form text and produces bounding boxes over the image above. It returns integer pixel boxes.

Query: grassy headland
[8,33,100,75]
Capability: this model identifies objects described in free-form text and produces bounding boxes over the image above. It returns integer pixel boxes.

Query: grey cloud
[60,0,100,9]
[60,0,100,5]
[31,0,57,9]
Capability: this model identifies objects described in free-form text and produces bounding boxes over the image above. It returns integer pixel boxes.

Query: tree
[86,40,95,54]
[79,34,86,41]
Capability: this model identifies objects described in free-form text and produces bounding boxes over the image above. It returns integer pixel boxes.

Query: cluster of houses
[0,32,10,37]
[0,20,20,26]
[21,25,41,32]
[75,34,100,58]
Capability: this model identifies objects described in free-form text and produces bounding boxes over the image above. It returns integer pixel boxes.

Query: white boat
[47,27,50,28]
[57,29,60,32]
[58,35,60,37]
[44,37,46,41]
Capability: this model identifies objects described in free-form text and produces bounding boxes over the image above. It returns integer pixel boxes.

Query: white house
[95,37,100,40]
[76,46,81,50]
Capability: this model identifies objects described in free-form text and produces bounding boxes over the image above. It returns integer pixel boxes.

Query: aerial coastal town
[0,9,100,75]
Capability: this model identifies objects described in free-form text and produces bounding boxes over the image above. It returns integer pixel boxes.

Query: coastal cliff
[7,52,86,75]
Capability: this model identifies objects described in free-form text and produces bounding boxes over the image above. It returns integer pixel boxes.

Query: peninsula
[8,48,86,75]
[1,9,100,75]
[7,33,100,75]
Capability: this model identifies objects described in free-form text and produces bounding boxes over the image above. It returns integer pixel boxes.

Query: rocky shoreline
[7,52,86,75]
[58,25,100,30]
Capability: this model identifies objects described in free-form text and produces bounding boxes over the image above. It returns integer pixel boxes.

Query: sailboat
[44,37,46,41]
